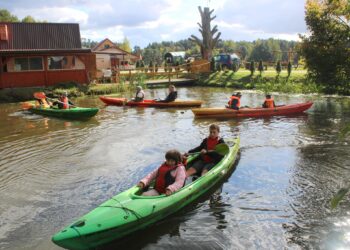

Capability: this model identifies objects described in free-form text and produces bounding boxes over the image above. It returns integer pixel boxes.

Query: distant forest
[82,38,300,65]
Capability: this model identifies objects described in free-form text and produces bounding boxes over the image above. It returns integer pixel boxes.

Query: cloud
[0,0,307,47]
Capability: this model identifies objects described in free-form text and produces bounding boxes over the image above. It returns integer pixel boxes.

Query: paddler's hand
[137,182,145,189]
[200,149,207,155]
[165,189,172,196]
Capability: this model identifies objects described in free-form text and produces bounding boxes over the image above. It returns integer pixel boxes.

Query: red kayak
[99,96,203,107]
[192,102,313,118]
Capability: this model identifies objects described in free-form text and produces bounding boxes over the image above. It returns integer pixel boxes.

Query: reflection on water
[0,88,350,249]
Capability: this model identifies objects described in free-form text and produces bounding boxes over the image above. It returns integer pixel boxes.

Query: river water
[0,87,349,250]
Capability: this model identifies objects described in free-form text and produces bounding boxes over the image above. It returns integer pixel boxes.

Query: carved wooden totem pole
[189,6,221,60]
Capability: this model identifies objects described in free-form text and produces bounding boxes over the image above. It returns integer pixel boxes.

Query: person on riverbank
[137,149,186,196]
[226,92,241,110]
[262,94,276,108]
[156,85,177,103]
[184,124,225,177]
[52,92,74,109]
[132,86,145,102]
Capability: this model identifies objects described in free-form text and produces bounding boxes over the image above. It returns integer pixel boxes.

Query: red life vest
[228,96,240,108]
[61,96,69,109]
[264,98,274,108]
[203,137,220,163]
[154,163,181,194]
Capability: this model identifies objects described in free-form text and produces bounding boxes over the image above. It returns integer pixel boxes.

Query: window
[14,57,43,71]
[48,56,78,70]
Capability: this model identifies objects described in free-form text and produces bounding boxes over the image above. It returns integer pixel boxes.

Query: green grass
[196,69,320,94]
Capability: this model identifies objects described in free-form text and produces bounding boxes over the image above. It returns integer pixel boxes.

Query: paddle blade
[214,143,229,156]
[34,92,46,99]
[330,187,350,209]
[21,102,34,110]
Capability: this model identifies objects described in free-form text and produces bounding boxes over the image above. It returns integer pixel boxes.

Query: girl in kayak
[137,149,186,196]
[132,86,145,102]
[184,124,225,177]
[226,92,241,110]
[156,85,177,103]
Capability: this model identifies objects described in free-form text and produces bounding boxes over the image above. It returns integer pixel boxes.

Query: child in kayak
[132,86,145,102]
[156,85,177,103]
[184,124,225,177]
[226,92,241,110]
[262,94,276,108]
[137,149,186,196]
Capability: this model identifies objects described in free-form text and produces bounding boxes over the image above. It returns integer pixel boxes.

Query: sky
[0,0,307,48]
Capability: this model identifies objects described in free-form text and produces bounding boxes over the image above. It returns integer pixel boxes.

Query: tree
[287,61,292,78]
[258,60,264,75]
[0,9,19,22]
[120,37,131,52]
[22,16,36,23]
[300,0,350,94]
[249,61,255,76]
[189,6,221,60]
[276,60,282,76]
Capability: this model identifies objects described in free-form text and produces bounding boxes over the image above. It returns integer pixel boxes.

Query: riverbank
[0,81,141,103]
[0,69,322,103]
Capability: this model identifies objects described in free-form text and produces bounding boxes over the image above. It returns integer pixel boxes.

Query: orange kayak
[192,102,313,118]
[99,96,203,107]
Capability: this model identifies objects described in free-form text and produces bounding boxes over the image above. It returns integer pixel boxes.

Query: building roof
[92,38,139,59]
[0,22,83,51]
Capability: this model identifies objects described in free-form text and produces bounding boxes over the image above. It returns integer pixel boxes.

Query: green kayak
[52,138,240,250]
[28,106,99,119]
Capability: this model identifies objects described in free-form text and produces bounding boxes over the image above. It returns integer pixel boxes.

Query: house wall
[0,54,96,88]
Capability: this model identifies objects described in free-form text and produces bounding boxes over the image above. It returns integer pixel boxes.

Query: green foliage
[249,61,255,76]
[0,9,19,22]
[22,16,36,23]
[300,0,350,94]
[119,37,132,53]
[276,61,282,75]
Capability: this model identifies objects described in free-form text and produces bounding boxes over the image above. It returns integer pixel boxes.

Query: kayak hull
[192,102,313,118]
[99,96,203,107]
[28,106,99,119]
[52,138,240,250]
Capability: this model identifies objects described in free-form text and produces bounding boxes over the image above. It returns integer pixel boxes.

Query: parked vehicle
[214,53,240,71]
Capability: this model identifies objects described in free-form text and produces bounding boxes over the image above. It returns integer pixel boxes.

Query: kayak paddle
[188,143,229,156]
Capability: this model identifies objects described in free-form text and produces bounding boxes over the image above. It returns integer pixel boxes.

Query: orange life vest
[203,137,220,163]
[60,96,69,109]
[228,96,241,108]
[264,98,274,108]
[154,163,182,194]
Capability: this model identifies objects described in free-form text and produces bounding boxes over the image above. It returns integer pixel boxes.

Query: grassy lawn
[197,69,320,94]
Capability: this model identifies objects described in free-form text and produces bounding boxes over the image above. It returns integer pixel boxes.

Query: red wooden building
[0,22,96,89]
